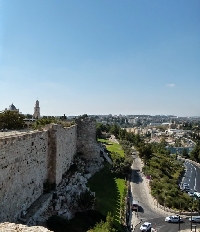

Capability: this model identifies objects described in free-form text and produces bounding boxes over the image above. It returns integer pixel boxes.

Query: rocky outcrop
[0,222,53,232]
[37,155,104,224]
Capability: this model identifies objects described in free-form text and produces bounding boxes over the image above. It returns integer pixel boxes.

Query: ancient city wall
[0,131,49,222]
[76,118,100,161]
[47,124,77,185]
[0,124,77,223]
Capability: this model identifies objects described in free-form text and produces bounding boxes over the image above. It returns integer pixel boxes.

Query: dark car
[182,186,190,192]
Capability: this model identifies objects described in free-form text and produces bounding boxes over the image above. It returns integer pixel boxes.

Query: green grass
[87,163,126,231]
[98,138,124,157]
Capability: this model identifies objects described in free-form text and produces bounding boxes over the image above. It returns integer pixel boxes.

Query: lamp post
[190,197,194,232]
[190,211,192,232]
[178,202,181,232]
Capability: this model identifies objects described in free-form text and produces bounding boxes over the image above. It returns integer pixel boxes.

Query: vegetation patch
[98,138,124,157]
[47,210,105,232]
[87,163,125,231]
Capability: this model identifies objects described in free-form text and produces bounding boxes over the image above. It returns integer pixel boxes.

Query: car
[182,183,189,188]
[165,215,183,223]
[189,216,200,223]
[182,183,189,186]
[140,222,151,231]
[194,191,200,199]
[131,199,139,211]
[182,186,190,192]
[188,190,195,197]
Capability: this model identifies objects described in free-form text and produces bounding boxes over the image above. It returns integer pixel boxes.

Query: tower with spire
[33,100,40,119]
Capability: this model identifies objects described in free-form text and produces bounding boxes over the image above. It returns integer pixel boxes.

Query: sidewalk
[180,230,200,232]
[130,210,141,231]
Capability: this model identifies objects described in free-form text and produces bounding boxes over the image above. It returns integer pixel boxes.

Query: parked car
[189,216,200,223]
[182,183,189,187]
[131,199,139,211]
[180,183,189,190]
[140,222,151,231]
[188,190,195,197]
[194,191,200,199]
[165,215,183,223]
[182,186,190,192]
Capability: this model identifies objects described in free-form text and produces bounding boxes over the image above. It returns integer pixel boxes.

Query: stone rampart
[0,130,49,222]
[0,124,77,222]
[76,118,100,161]
[0,118,99,224]
[47,124,77,185]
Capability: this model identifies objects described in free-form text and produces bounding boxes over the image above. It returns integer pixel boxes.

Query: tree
[182,148,189,158]
[137,143,153,162]
[109,124,120,138]
[89,212,117,232]
[0,111,25,130]
[190,145,200,163]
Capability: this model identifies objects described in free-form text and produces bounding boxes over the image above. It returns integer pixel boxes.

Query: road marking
[194,167,197,190]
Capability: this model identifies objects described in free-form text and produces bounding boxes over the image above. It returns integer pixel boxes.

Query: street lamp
[178,202,182,232]
[190,197,194,232]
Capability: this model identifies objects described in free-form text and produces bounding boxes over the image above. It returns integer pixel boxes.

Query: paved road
[182,161,200,192]
[131,158,165,219]
[130,157,165,230]
[135,217,200,232]
[130,157,200,231]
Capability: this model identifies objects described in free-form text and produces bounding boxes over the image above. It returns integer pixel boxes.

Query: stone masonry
[0,118,100,223]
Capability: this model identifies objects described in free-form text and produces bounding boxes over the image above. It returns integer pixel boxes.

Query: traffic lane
[194,162,200,192]
[130,158,163,221]
[135,217,200,232]
[184,161,200,192]
[185,162,196,189]
[184,162,196,190]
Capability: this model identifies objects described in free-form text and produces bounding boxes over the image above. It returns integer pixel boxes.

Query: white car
[189,216,200,223]
[194,191,200,198]
[188,190,195,197]
[140,222,151,231]
[165,215,183,223]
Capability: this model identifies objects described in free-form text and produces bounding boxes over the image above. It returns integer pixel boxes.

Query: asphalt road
[131,157,200,231]
[182,161,200,192]
[135,217,200,232]
[130,158,164,227]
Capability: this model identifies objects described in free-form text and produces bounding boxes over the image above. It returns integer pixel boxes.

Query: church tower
[33,100,40,119]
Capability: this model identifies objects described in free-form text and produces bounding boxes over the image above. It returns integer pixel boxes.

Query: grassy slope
[87,138,126,231]
[98,138,125,157]
[87,164,125,231]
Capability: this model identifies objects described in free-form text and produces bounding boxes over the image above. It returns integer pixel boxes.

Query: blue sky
[0,0,199,116]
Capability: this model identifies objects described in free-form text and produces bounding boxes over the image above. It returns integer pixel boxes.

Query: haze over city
[0,0,199,117]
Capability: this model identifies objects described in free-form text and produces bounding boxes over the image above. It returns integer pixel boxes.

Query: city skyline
[0,1,200,117]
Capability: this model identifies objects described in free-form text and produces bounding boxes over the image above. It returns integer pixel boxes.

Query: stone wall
[0,124,77,223]
[76,118,100,161]
[0,118,99,224]
[0,131,49,222]
[47,124,77,185]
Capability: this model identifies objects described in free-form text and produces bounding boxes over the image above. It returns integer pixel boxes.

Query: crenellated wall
[0,118,99,223]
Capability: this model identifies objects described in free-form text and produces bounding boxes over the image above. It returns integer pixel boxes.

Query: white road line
[194,167,197,190]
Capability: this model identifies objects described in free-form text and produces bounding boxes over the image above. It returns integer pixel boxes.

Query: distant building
[5,103,19,113]
[33,100,40,119]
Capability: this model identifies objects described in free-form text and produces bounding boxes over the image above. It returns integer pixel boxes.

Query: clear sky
[0,0,199,117]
